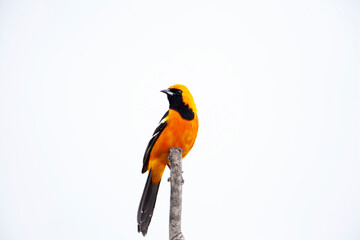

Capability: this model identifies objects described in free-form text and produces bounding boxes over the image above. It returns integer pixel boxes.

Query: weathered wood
[169,148,185,240]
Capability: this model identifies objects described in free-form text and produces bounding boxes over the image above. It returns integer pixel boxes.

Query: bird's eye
[176,90,182,95]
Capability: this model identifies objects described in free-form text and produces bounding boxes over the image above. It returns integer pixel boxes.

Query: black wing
[141,111,169,173]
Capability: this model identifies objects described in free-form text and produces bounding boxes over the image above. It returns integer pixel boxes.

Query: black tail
[137,171,160,236]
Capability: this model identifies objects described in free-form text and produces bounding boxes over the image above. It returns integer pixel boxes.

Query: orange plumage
[137,84,199,236]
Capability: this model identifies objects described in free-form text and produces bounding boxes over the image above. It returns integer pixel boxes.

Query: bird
[137,84,199,236]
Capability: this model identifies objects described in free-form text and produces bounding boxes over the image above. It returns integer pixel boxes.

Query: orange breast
[148,109,199,184]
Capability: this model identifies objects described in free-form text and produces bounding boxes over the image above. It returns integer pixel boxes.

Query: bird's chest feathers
[163,110,198,153]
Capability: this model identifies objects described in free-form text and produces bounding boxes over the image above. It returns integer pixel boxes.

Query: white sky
[1,0,360,239]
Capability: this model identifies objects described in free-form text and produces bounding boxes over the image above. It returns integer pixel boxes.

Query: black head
[160,87,195,120]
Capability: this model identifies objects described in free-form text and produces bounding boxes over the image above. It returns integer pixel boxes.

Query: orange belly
[148,109,199,184]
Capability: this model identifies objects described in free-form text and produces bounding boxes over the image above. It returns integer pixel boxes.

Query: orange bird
[137,84,199,236]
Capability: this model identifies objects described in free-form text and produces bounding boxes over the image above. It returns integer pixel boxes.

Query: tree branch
[168,148,185,240]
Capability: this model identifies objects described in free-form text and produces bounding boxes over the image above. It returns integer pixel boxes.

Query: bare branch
[169,148,185,240]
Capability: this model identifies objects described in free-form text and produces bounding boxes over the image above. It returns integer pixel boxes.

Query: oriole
[137,84,199,236]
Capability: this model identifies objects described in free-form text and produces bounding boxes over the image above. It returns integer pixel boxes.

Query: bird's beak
[160,89,174,96]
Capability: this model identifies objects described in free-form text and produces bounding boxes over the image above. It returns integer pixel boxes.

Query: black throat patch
[167,94,194,120]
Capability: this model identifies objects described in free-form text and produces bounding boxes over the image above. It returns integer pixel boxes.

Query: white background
[1,0,360,239]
